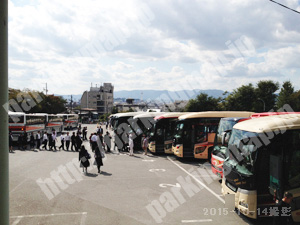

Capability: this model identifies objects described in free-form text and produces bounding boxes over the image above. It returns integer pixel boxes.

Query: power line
[269,0,300,15]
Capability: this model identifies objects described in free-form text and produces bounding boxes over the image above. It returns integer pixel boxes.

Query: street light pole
[258,98,266,112]
[0,1,9,224]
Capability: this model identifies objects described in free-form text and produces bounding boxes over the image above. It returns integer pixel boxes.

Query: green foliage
[277,81,295,110]
[184,93,222,112]
[99,113,110,122]
[8,89,67,114]
[223,84,256,111]
[254,80,279,112]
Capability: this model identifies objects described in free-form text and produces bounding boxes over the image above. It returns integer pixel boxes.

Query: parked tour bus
[211,117,249,178]
[211,112,300,178]
[132,112,165,150]
[148,112,189,154]
[57,113,79,130]
[111,112,143,151]
[221,114,300,221]
[8,111,46,142]
[172,111,254,159]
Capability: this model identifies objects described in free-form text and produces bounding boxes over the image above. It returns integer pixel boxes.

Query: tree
[276,81,295,110]
[184,93,221,112]
[254,80,279,112]
[8,88,67,114]
[223,84,256,111]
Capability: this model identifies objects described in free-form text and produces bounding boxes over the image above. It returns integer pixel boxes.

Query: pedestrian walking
[104,131,112,152]
[59,133,65,150]
[142,134,149,155]
[71,132,76,151]
[97,133,104,151]
[50,131,57,151]
[79,145,90,173]
[42,132,48,150]
[36,131,41,150]
[65,132,71,151]
[30,133,35,150]
[82,127,88,141]
[94,146,103,174]
[91,133,98,152]
[48,133,52,150]
[9,132,14,153]
[76,132,82,151]
[129,134,134,156]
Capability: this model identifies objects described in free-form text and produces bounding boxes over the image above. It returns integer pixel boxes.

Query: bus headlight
[239,201,248,208]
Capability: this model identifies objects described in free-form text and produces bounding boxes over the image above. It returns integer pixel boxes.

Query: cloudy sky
[8,0,300,95]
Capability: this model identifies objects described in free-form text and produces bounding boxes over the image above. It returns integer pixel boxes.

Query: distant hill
[114,89,225,102]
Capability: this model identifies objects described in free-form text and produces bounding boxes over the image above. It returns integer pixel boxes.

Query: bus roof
[233,114,300,133]
[251,112,300,118]
[178,111,254,120]
[154,112,190,121]
[133,112,165,119]
[8,111,25,115]
[113,112,143,118]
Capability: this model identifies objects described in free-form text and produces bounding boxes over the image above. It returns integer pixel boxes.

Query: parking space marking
[10,179,28,194]
[167,156,225,204]
[182,219,213,223]
[10,212,87,219]
[12,216,23,225]
[149,169,166,172]
[142,159,155,162]
[159,183,181,188]
[80,212,87,225]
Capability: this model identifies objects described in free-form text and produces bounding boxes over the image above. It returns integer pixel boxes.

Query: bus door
[194,121,218,159]
[182,122,194,158]
[155,121,165,153]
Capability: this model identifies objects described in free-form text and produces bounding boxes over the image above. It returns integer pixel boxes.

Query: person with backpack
[79,145,90,173]
[94,146,103,174]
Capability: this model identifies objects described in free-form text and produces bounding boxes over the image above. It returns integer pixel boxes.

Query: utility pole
[44,83,48,95]
[70,95,73,113]
[0,1,9,224]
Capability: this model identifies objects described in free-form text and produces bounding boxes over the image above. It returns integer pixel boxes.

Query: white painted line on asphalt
[167,156,225,204]
[10,212,87,219]
[80,212,87,225]
[10,179,28,194]
[159,183,181,188]
[182,219,213,223]
[149,169,166,172]
[142,159,155,162]
[12,216,23,225]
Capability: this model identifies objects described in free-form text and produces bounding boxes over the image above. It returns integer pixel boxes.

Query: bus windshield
[227,129,259,176]
[174,121,184,139]
[9,115,24,124]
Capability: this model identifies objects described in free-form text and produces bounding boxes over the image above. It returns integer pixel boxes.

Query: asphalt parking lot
[9,124,273,225]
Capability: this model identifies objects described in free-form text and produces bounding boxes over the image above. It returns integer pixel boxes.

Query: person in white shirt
[129,134,134,156]
[51,131,57,151]
[42,132,48,150]
[36,131,41,150]
[64,132,71,151]
[59,133,65,150]
[91,133,98,152]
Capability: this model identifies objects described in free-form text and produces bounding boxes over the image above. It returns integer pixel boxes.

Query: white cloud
[8,0,300,95]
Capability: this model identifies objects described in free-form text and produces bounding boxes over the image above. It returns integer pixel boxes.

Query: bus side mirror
[221,130,232,146]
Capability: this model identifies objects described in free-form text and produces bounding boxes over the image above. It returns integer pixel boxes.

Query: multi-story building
[80,83,114,114]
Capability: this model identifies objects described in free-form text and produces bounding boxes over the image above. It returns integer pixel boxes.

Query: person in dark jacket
[76,132,82,152]
[30,133,35,150]
[9,132,14,153]
[79,146,90,173]
[94,146,103,174]
[18,133,23,150]
[71,132,76,151]
[104,131,112,152]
